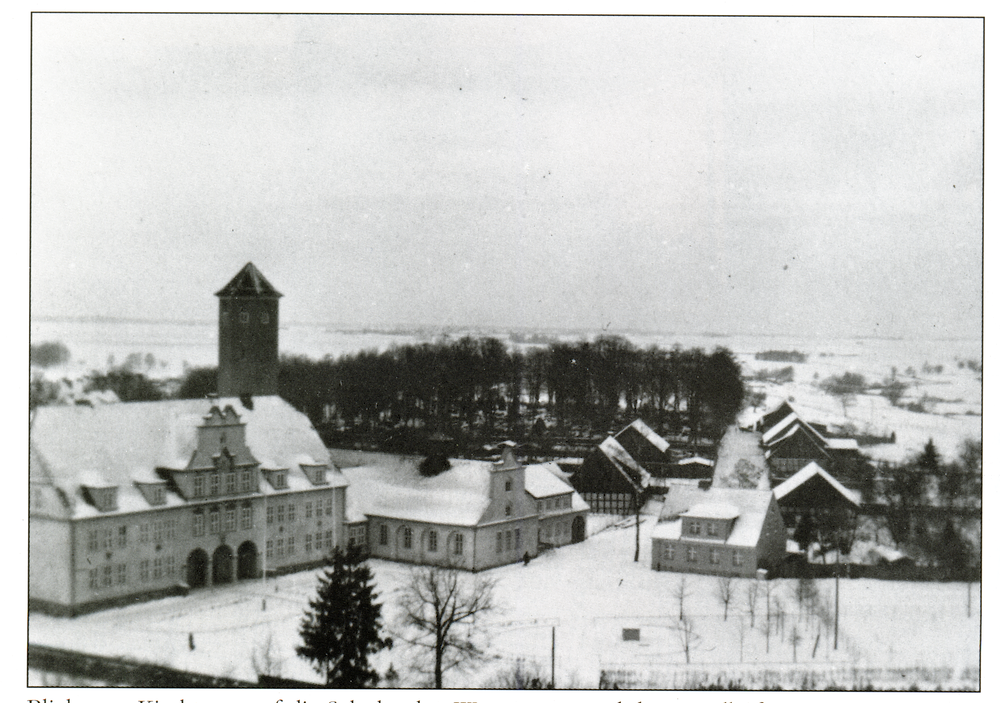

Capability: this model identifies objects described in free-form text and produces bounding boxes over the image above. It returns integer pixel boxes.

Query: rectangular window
[166,555,176,578]
[287,536,295,555]
[209,508,220,535]
[276,538,284,558]
[324,530,333,549]
[379,524,388,545]
[140,560,149,582]
[193,510,205,537]
[428,530,438,552]
[403,527,412,549]
[153,557,163,580]
[505,479,512,491]
[240,503,252,530]
[733,551,743,567]
[102,528,113,550]
[505,531,512,551]
[515,528,521,550]
[102,565,112,588]
[267,506,274,524]
[89,569,99,590]
[686,546,698,563]
[224,504,237,532]
[454,533,464,555]
[266,540,273,559]
[689,521,701,535]
[305,501,312,519]
[166,519,176,540]
[496,531,503,554]
[325,497,333,516]
[209,473,220,496]
[193,475,205,498]
[225,472,236,494]
[240,469,252,492]
[87,530,98,552]
[277,505,285,523]
[288,504,296,523]
[305,533,312,552]
[151,521,163,542]
[665,544,675,560]
[116,563,127,585]
[117,525,127,548]
[709,548,720,565]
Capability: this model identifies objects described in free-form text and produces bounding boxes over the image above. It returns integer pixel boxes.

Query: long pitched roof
[30,396,344,517]
[772,461,860,508]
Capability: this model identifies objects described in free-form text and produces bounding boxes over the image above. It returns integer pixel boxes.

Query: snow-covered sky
[30,15,982,338]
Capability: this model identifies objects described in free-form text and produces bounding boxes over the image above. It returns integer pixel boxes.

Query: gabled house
[651,486,786,577]
[339,445,589,571]
[612,419,671,474]
[570,435,651,514]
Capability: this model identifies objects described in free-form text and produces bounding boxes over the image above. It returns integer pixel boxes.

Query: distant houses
[754,401,867,489]
[650,486,786,577]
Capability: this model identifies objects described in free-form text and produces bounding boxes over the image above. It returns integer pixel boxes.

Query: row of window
[540,520,568,542]
[265,530,334,560]
[376,524,465,555]
[662,543,744,567]
[539,495,571,512]
[265,497,333,525]
[687,521,720,537]
[496,528,522,554]
[193,503,253,536]
[223,310,270,324]
[192,468,255,498]
[87,556,178,591]
[87,518,181,552]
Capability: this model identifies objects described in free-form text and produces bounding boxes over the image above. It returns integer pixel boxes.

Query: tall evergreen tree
[297,545,392,688]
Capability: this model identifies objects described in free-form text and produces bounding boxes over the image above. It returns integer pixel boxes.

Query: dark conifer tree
[297,545,392,688]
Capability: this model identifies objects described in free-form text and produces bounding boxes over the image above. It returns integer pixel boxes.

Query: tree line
[174,335,745,445]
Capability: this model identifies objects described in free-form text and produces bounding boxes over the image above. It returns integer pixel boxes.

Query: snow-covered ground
[29,515,980,689]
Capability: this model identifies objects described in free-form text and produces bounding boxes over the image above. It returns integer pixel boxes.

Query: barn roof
[772,461,860,509]
[616,418,670,453]
[215,262,283,298]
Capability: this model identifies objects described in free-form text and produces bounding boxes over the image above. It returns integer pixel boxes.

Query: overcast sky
[30,15,982,339]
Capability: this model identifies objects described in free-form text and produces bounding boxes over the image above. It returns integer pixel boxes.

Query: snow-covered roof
[524,462,574,498]
[684,502,740,520]
[656,485,776,548]
[29,396,346,517]
[620,419,670,453]
[761,411,800,445]
[827,437,859,451]
[599,436,651,489]
[678,456,714,466]
[772,461,861,507]
[342,458,494,527]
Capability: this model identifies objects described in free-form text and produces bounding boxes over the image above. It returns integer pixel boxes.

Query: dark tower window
[261,312,269,324]
[240,311,249,324]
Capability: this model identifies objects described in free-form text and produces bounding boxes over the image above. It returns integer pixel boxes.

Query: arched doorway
[213,544,234,585]
[236,541,258,580]
[187,549,209,588]
[571,515,585,544]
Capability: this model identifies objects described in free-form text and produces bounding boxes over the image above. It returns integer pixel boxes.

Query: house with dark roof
[651,486,786,577]
[570,435,651,514]
[29,264,350,615]
[338,444,588,571]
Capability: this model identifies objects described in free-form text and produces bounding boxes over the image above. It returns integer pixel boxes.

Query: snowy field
[28,515,980,689]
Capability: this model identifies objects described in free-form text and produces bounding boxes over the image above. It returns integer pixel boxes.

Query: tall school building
[29,264,350,615]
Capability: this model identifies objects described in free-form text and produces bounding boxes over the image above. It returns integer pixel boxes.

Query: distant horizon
[30,313,983,343]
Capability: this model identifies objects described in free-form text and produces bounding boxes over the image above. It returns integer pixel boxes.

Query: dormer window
[689,521,701,535]
[262,468,289,490]
[707,522,718,537]
[301,464,329,486]
[85,485,118,513]
[136,482,167,507]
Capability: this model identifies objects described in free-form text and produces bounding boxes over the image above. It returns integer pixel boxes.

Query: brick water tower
[216,262,282,397]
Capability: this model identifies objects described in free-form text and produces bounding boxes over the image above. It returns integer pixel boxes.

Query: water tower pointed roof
[216,262,282,298]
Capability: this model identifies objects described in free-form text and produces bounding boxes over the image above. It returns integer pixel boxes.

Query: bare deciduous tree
[745,579,759,628]
[715,576,735,621]
[671,616,701,664]
[398,566,496,689]
[672,575,691,620]
[251,630,284,679]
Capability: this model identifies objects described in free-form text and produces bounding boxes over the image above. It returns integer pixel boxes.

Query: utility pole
[634,488,641,562]
[834,546,840,650]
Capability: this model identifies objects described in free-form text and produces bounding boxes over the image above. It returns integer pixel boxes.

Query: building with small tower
[216,262,282,398]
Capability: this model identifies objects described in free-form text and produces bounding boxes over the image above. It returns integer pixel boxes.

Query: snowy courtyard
[29,512,980,689]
